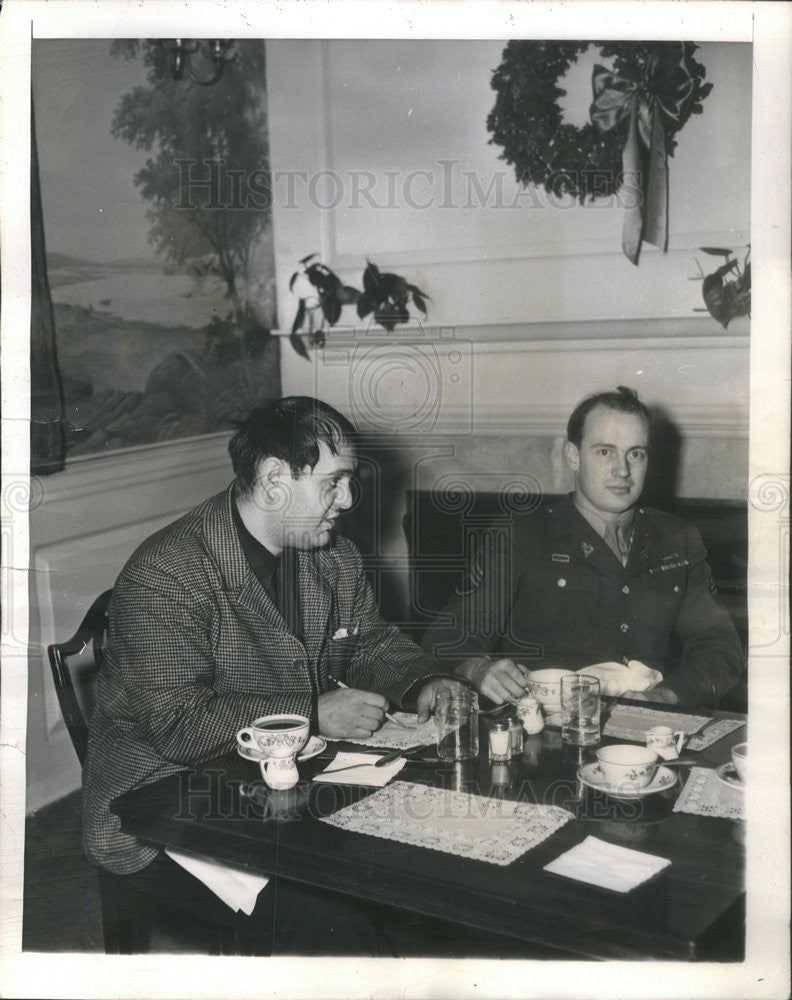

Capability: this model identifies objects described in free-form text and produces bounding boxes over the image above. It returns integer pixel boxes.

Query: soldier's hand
[455,656,529,704]
[317,688,388,738]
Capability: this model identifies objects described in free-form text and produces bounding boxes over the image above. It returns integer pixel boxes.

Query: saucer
[714,762,745,791]
[578,762,677,800]
[237,735,327,763]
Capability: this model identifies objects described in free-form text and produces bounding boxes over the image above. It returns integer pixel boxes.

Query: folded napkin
[578,660,663,697]
[313,752,406,786]
[543,835,671,893]
[165,848,269,915]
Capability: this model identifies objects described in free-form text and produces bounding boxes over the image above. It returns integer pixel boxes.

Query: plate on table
[714,762,744,791]
[578,762,677,800]
[237,735,327,763]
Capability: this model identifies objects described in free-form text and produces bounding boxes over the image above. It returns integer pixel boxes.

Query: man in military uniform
[421,387,744,708]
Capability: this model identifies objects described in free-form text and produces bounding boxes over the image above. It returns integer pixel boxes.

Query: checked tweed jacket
[83,485,439,874]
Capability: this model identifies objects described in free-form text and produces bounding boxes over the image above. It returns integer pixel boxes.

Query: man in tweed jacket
[84,397,458,879]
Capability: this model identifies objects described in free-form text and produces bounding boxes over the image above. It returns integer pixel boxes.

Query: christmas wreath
[487,41,713,262]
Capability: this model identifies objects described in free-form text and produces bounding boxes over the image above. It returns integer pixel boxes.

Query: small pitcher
[515,694,544,735]
[259,753,300,790]
[646,725,686,760]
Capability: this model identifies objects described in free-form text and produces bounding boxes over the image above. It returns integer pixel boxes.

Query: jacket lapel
[626,506,666,577]
[550,496,624,579]
[297,551,335,678]
[202,484,288,630]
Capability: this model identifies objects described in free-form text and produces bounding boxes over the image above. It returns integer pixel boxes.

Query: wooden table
[112,704,746,961]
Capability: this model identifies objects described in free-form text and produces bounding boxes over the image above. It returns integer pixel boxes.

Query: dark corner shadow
[643,406,683,508]
[336,437,414,625]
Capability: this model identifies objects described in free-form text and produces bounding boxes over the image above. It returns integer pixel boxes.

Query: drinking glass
[560,674,601,746]
[435,689,479,761]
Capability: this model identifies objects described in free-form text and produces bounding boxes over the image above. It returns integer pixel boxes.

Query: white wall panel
[27,433,233,813]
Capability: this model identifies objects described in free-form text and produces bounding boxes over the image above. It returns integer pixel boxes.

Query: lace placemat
[319,781,574,865]
[672,766,745,821]
[604,706,745,751]
[326,713,436,751]
[685,718,745,751]
[604,705,709,741]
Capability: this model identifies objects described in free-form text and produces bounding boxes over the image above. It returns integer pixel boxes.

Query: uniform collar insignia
[581,542,595,558]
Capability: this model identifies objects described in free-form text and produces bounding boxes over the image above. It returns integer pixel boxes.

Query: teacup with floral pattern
[595,744,660,790]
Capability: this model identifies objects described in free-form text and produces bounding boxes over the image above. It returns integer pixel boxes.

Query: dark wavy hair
[566,387,651,447]
[229,396,356,497]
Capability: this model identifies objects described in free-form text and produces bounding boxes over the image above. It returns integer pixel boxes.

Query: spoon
[478,702,516,716]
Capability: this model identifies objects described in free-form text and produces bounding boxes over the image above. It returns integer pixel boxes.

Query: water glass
[435,689,479,761]
[560,674,601,746]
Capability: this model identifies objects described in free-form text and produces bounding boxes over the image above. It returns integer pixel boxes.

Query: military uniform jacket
[83,485,439,874]
[421,494,743,708]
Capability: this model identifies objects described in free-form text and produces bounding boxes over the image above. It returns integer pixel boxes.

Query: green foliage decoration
[289,256,428,357]
[487,41,712,203]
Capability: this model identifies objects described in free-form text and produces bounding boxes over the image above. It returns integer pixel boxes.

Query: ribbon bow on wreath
[590,45,705,265]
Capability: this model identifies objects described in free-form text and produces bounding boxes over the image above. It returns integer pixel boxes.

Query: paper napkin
[313,752,407,786]
[543,835,671,893]
[165,847,270,915]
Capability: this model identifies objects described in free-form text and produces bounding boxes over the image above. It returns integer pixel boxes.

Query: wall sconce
[167,39,236,86]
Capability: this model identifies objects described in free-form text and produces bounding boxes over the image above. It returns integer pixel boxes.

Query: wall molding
[33,432,232,509]
[328,233,750,270]
[345,403,749,440]
[274,317,750,344]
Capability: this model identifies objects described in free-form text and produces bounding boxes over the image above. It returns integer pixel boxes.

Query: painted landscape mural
[33,39,279,459]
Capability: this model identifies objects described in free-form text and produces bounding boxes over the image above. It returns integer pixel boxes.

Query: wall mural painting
[31,39,279,472]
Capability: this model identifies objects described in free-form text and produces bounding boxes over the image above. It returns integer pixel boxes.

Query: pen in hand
[327,675,411,729]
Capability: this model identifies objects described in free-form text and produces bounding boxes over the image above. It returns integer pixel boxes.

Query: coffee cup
[731,742,747,783]
[595,744,660,789]
[646,725,686,760]
[236,714,310,790]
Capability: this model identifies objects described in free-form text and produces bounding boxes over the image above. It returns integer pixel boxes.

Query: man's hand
[454,656,529,705]
[414,677,468,724]
[622,686,680,705]
[317,688,388,739]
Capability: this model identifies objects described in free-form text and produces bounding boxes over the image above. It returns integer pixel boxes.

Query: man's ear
[564,440,580,472]
[257,457,288,501]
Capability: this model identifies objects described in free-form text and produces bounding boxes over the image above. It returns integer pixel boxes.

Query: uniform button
[557,578,567,588]
[674,585,680,593]
[622,584,630,594]
[620,623,629,633]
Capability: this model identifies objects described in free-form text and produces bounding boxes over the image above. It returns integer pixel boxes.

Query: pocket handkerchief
[332,624,360,640]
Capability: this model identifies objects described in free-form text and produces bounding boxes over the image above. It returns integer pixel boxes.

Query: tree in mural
[110,40,272,328]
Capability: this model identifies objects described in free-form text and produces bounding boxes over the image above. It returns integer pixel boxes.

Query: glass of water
[560,674,601,746]
[435,689,479,761]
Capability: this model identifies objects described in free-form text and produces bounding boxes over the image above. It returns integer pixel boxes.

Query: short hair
[566,386,651,447]
[228,396,356,496]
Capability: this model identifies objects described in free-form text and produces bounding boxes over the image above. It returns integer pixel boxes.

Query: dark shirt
[231,496,301,638]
